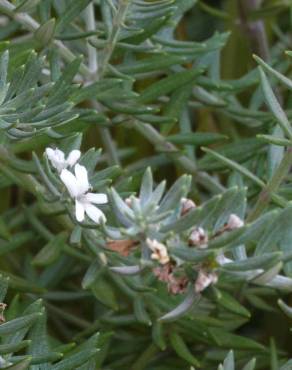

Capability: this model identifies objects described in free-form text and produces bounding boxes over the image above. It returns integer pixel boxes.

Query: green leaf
[222,252,282,272]
[202,147,264,187]
[0,50,9,105]
[169,331,200,367]
[159,174,191,213]
[252,262,283,285]
[169,246,215,262]
[221,351,234,370]
[91,277,118,310]
[32,232,67,266]
[258,67,292,139]
[152,320,166,350]
[5,358,32,370]
[254,55,292,90]
[209,328,265,351]
[82,258,102,289]
[0,340,30,355]
[208,227,247,250]
[0,313,41,336]
[139,167,153,206]
[133,296,151,325]
[242,358,256,370]
[167,132,228,145]
[52,349,98,370]
[15,0,40,12]
[138,68,203,103]
[213,288,251,318]
[255,206,292,256]
[280,359,292,370]
[0,232,34,256]
[199,139,264,171]
[118,55,188,74]
[257,134,292,147]
[55,0,92,34]
[278,299,292,318]
[159,290,200,322]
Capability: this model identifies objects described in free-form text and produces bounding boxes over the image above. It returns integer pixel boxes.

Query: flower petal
[47,148,65,162]
[66,150,81,167]
[74,164,90,195]
[46,148,65,172]
[45,147,55,159]
[60,169,79,198]
[75,199,85,222]
[84,203,106,224]
[85,193,108,204]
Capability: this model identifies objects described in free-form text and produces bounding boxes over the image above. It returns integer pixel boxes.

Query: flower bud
[146,238,170,265]
[188,227,208,248]
[125,197,132,207]
[226,214,244,230]
[195,270,218,293]
[35,18,56,47]
[125,196,139,208]
[181,197,196,216]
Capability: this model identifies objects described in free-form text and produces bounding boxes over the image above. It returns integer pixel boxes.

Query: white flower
[188,227,208,248]
[60,164,108,224]
[146,238,170,265]
[46,147,81,172]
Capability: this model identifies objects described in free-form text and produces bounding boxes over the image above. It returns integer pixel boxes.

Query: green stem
[238,0,270,61]
[95,0,131,165]
[85,1,125,166]
[247,148,292,222]
[91,101,120,166]
[84,2,98,74]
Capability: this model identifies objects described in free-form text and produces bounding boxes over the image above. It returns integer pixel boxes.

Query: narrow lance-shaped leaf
[159,289,200,322]
[258,67,292,139]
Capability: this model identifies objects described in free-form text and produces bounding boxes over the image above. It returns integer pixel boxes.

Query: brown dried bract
[0,303,7,323]
[106,239,139,257]
[168,274,189,295]
[153,264,188,295]
[153,263,173,282]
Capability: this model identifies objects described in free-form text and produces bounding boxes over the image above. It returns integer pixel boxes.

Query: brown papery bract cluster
[153,264,189,295]
[107,239,139,257]
[0,303,7,323]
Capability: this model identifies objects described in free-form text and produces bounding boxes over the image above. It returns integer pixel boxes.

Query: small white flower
[188,227,208,248]
[226,214,244,230]
[60,164,108,224]
[46,147,81,172]
[146,238,170,265]
[195,269,218,293]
